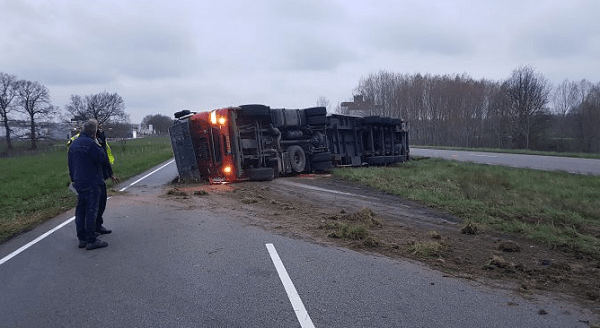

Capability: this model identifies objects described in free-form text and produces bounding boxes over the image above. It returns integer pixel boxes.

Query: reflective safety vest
[67,133,114,165]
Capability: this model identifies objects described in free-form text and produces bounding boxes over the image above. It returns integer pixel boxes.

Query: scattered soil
[167,174,600,314]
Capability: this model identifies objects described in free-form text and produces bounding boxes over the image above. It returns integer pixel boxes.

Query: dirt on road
[165,173,600,315]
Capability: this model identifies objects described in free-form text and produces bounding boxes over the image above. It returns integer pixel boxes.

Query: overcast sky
[1,0,599,124]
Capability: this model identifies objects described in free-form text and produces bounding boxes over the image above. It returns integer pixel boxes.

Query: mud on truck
[168,104,409,183]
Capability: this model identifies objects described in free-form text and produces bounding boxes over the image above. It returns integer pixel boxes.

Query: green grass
[0,136,173,242]
[334,158,600,258]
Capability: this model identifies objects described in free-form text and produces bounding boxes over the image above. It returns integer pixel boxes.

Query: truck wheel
[287,145,306,173]
[247,168,274,181]
[239,104,270,117]
[174,110,191,119]
[304,106,327,117]
[310,152,332,163]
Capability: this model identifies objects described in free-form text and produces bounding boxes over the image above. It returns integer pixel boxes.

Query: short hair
[82,119,98,136]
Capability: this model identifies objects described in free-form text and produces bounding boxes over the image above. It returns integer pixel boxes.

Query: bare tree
[316,96,330,110]
[14,80,56,149]
[571,84,600,152]
[0,73,18,149]
[552,79,579,117]
[501,66,551,149]
[66,91,127,125]
[552,80,580,143]
[354,70,400,118]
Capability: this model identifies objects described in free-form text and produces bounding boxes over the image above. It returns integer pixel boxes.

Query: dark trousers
[75,184,101,243]
[96,183,107,229]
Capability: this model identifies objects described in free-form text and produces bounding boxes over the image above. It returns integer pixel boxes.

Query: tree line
[1,72,129,150]
[346,66,600,153]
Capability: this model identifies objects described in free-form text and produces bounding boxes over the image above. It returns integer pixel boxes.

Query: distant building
[340,95,374,115]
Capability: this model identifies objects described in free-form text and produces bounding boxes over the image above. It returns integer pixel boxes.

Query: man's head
[82,119,98,136]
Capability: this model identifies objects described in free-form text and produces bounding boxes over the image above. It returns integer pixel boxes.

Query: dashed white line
[0,159,175,267]
[266,243,316,328]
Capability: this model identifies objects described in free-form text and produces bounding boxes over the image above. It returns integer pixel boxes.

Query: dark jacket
[68,132,107,189]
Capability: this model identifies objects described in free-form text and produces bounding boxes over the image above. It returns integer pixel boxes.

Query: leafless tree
[500,66,550,149]
[350,68,600,152]
[316,96,330,110]
[354,70,401,118]
[552,79,579,117]
[66,91,127,125]
[0,73,18,149]
[571,84,600,152]
[14,80,57,149]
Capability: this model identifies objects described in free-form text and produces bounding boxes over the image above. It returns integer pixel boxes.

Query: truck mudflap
[168,120,202,181]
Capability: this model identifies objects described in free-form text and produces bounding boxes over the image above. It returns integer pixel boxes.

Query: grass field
[334,158,600,258]
[0,136,174,242]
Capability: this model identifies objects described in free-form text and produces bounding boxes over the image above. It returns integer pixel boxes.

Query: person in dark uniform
[68,119,108,250]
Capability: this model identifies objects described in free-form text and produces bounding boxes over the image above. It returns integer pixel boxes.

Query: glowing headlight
[223,166,232,174]
[218,117,227,125]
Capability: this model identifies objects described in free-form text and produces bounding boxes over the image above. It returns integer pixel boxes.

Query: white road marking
[0,217,74,266]
[0,159,175,267]
[119,159,175,191]
[266,243,316,328]
[280,180,377,200]
[469,153,498,158]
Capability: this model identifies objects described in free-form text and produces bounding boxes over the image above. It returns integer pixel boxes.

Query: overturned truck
[168,104,409,183]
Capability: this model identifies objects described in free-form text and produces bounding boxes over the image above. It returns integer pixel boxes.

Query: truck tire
[287,145,306,173]
[174,110,191,119]
[247,167,274,181]
[307,115,327,125]
[310,152,332,163]
[239,104,270,117]
[304,106,327,117]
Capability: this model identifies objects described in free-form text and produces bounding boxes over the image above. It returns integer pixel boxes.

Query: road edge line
[0,159,175,267]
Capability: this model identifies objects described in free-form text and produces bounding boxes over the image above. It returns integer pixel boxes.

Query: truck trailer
[168,104,409,183]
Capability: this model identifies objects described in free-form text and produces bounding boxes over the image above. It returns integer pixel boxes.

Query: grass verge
[334,158,600,258]
[0,136,173,243]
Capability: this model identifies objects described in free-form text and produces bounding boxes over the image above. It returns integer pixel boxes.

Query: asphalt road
[410,148,600,175]
[0,160,595,327]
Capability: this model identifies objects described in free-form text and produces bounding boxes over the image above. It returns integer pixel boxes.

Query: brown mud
[166,174,600,316]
